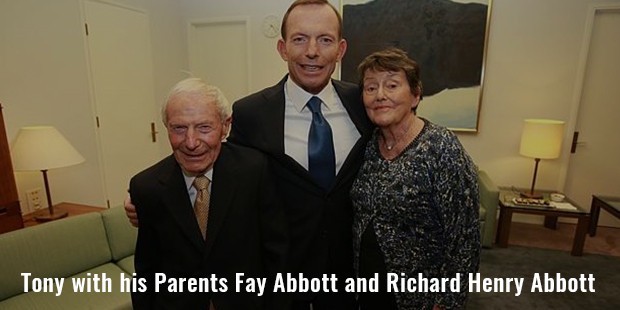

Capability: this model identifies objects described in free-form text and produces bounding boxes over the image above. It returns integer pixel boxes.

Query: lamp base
[520,191,543,199]
[34,210,68,222]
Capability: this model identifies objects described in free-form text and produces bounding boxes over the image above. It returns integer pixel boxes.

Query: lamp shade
[11,126,85,171]
[519,119,565,159]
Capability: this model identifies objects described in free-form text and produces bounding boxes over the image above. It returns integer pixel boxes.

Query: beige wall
[0,0,187,211]
[460,0,598,189]
[1,0,618,214]
[1,0,103,210]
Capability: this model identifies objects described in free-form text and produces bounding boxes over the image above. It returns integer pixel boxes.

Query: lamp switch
[26,188,43,210]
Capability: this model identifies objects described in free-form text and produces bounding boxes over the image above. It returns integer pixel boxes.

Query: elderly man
[129,78,287,309]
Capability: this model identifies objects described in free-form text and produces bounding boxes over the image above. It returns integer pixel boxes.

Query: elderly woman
[351,48,480,310]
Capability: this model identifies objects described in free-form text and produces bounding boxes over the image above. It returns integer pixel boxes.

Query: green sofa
[478,170,500,248]
[0,171,496,309]
[0,206,137,309]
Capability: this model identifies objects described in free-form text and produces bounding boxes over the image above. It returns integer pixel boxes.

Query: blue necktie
[307,96,335,189]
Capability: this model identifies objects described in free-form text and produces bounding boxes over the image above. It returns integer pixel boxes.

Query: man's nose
[185,129,200,149]
[306,39,319,58]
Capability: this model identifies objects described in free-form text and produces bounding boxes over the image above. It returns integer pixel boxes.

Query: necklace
[382,118,419,152]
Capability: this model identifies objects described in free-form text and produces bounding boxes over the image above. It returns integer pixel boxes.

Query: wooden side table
[589,195,620,237]
[496,189,590,256]
[23,202,104,227]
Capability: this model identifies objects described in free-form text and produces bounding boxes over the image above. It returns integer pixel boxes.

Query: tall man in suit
[125,1,372,309]
[130,78,287,309]
[228,1,372,309]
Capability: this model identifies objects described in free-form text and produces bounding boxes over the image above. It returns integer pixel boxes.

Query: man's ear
[336,38,348,62]
[221,116,232,140]
[277,39,288,61]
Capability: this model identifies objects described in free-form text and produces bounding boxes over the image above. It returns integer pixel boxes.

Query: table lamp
[519,119,565,199]
[11,126,85,221]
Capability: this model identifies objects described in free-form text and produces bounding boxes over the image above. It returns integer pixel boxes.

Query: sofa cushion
[101,206,137,262]
[115,256,135,274]
[0,213,111,301]
[0,263,132,310]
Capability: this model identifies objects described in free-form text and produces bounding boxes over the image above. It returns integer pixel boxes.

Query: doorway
[83,0,162,207]
[564,7,620,228]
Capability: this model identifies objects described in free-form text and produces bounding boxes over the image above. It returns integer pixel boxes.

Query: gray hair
[161,77,232,124]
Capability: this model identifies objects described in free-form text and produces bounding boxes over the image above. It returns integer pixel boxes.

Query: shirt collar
[285,77,336,113]
[183,168,214,191]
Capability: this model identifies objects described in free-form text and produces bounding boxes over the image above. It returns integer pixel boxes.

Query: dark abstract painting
[341,0,491,131]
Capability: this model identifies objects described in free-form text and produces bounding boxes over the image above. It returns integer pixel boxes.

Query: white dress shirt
[183,169,214,205]
[283,77,361,174]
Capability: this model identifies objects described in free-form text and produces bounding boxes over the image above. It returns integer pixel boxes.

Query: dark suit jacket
[228,76,373,307]
[130,143,288,310]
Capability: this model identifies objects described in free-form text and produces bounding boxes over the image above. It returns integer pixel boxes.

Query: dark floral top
[351,118,480,310]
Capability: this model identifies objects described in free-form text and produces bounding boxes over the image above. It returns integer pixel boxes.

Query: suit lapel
[256,77,317,185]
[158,156,206,251]
[333,79,373,137]
[330,80,373,191]
[255,76,373,193]
[203,144,238,257]
[254,77,286,155]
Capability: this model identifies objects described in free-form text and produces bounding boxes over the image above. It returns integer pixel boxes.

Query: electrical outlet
[26,188,43,210]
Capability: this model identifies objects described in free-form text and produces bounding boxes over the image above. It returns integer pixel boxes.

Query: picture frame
[340,0,492,132]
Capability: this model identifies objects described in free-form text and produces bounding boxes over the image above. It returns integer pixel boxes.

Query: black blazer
[130,143,288,310]
[228,76,373,306]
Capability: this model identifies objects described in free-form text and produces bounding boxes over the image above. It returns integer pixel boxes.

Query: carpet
[508,222,620,257]
[467,246,620,309]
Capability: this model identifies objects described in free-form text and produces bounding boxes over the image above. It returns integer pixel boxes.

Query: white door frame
[81,0,160,207]
[558,3,620,189]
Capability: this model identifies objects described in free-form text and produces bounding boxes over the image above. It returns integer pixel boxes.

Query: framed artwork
[340,0,492,132]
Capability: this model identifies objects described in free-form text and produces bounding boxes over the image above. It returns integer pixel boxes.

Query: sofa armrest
[479,170,499,248]
[0,213,111,301]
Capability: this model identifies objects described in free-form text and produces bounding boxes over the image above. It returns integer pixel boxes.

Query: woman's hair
[357,47,423,99]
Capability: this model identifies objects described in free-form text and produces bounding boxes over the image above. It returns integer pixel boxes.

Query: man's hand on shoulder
[124,195,139,227]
